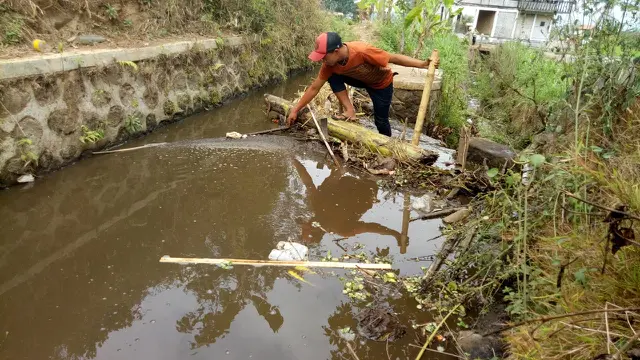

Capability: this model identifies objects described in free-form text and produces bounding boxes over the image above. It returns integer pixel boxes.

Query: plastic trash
[226,131,247,139]
[17,174,35,183]
[412,193,434,214]
[268,241,309,261]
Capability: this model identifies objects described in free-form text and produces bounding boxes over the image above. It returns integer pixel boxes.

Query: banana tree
[404,0,462,56]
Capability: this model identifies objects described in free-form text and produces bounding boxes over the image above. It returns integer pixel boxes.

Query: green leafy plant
[3,18,23,45]
[217,260,233,270]
[123,19,133,27]
[105,4,118,21]
[404,0,461,57]
[79,125,105,144]
[342,276,368,300]
[17,138,38,168]
[118,60,138,72]
[124,114,143,134]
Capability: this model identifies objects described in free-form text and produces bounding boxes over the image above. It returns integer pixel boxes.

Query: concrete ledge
[0,36,248,81]
[391,65,443,91]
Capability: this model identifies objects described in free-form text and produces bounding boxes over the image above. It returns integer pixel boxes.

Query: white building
[453,0,575,46]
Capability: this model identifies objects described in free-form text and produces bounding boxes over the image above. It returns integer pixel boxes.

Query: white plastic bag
[268,241,309,261]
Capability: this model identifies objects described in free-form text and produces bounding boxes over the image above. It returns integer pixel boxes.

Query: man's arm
[287,77,327,124]
[388,53,437,69]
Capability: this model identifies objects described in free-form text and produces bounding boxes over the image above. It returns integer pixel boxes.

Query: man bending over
[287,31,438,136]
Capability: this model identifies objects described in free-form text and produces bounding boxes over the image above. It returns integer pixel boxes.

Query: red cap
[308,32,343,62]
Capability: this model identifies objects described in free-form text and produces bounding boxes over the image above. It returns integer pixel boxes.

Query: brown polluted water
[0,74,452,360]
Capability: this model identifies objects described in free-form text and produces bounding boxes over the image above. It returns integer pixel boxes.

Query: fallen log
[159,256,392,269]
[264,94,439,165]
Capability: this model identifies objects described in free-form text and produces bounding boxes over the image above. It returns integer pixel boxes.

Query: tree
[323,0,358,17]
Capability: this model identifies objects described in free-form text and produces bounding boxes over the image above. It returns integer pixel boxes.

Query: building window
[540,21,546,26]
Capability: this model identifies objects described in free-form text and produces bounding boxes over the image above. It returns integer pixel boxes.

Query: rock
[106,105,125,127]
[467,137,516,169]
[0,85,31,115]
[443,208,471,224]
[75,34,107,45]
[628,348,640,360]
[17,174,34,183]
[458,331,506,359]
[146,114,157,129]
[48,109,80,135]
[12,116,44,142]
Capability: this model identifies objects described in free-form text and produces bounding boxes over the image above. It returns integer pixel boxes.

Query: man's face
[322,50,341,66]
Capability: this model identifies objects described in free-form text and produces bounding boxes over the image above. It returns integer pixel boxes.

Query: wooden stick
[93,143,166,154]
[245,126,290,136]
[411,49,440,146]
[307,105,341,168]
[564,191,640,221]
[410,207,466,222]
[159,256,392,269]
[483,307,640,336]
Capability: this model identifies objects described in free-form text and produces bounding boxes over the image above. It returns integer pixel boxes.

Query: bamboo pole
[159,256,393,269]
[400,193,410,254]
[411,49,440,146]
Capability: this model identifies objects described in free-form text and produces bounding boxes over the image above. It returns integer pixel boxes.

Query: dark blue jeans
[328,74,393,137]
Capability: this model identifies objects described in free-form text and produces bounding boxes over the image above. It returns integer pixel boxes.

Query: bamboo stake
[307,105,341,168]
[93,142,167,154]
[159,256,392,269]
[411,49,440,146]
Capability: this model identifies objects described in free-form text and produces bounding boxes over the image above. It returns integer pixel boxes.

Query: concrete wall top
[391,65,443,91]
[0,36,248,81]
[459,0,519,9]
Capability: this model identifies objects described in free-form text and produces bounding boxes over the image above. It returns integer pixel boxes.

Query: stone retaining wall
[390,66,443,125]
[0,36,289,186]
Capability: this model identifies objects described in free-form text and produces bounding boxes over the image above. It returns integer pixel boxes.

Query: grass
[473,42,568,150]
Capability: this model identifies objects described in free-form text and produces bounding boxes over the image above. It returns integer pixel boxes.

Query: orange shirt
[318,41,393,90]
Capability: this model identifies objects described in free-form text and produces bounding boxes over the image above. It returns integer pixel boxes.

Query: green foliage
[17,137,37,168]
[118,60,139,72]
[2,17,22,45]
[403,0,461,56]
[125,114,143,134]
[328,15,356,42]
[474,42,568,149]
[104,4,118,21]
[79,125,105,144]
[322,0,357,17]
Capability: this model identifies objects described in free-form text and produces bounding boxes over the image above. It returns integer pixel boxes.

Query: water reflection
[292,159,404,245]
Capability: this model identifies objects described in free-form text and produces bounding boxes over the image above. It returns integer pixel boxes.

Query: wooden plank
[159,256,393,269]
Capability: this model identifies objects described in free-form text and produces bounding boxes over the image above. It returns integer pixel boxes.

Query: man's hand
[423,57,440,69]
[287,108,298,126]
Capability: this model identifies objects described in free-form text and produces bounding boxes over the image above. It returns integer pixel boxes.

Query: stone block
[467,137,516,169]
[48,109,80,135]
[0,85,31,115]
